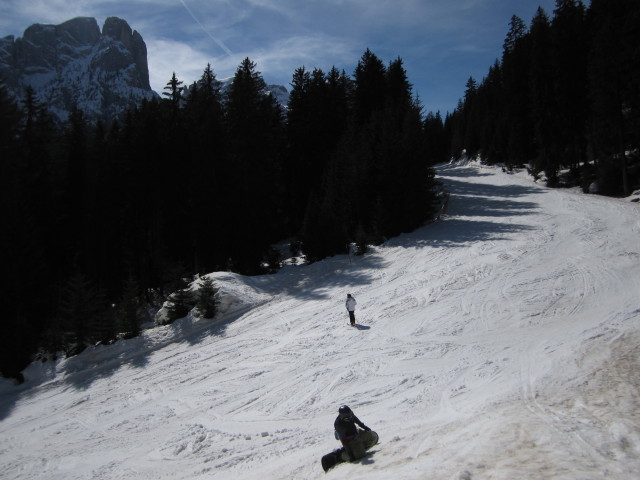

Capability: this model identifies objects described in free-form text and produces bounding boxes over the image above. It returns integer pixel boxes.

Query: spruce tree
[501,16,536,167]
[165,287,193,324]
[551,0,588,173]
[196,276,218,319]
[353,49,387,124]
[116,276,143,338]
[588,0,640,195]
[424,111,447,164]
[58,273,106,353]
[224,58,285,273]
[529,7,560,183]
[482,61,508,165]
[163,72,184,111]
[184,64,226,272]
[461,76,480,159]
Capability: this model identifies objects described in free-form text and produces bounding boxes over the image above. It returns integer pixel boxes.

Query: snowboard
[321,448,345,472]
[321,430,379,472]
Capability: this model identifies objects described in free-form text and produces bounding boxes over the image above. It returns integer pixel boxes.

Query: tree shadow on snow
[387,172,543,249]
[436,164,494,178]
[263,252,389,302]
[182,307,254,346]
[0,382,20,421]
[0,344,151,417]
[60,338,153,391]
[257,170,544,300]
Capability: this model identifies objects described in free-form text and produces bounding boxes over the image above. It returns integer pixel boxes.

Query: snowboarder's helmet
[338,405,352,420]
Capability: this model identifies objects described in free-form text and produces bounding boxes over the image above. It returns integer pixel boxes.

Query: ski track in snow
[1,162,639,479]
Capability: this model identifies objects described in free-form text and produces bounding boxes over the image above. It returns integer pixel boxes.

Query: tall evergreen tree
[162,72,185,113]
[588,0,640,195]
[501,16,535,167]
[196,276,218,319]
[58,273,106,351]
[424,111,447,164]
[529,7,560,182]
[353,49,388,123]
[461,76,481,158]
[225,58,285,273]
[116,275,143,338]
[503,15,527,57]
[287,66,351,234]
[184,64,226,272]
[551,0,588,173]
[478,61,507,165]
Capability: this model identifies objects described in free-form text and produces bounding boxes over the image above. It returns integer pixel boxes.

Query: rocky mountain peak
[101,17,149,89]
[0,16,156,123]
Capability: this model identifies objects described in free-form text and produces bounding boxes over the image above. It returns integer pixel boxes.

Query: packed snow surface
[2,162,639,479]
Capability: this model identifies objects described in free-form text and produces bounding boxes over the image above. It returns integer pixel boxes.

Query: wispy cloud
[146,37,215,91]
[236,33,360,85]
[177,0,233,56]
[1,0,558,113]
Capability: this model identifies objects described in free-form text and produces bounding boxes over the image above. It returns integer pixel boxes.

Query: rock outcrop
[0,17,157,123]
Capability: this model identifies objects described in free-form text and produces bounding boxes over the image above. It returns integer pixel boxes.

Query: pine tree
[588,0,640,195]
[551,0,588,174]
[479,61,507,165]
[424,111,447,164]
[286,65,351,235]
[374,57,435,237]
[286,66,315,228]
[224,58,285,273]
[165,287,193,324]
[461,76,480,158]
[353,49,387,124]
[184,64,226,272]
[116,276,143,338]
[501,15,535,167]
[196,276,218,319]
[503,15,528,56]
[529,7,560,182]
[58,273,106,353]
[162,72,184,110]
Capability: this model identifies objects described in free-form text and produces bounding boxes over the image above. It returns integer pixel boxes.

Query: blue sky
[1,0,557,115]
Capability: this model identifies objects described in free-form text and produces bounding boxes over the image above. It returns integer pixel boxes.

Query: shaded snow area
[2,162,640,479]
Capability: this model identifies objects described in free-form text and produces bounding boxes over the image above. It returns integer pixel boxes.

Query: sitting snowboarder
[333,405,378,462]
[321,405,379,471]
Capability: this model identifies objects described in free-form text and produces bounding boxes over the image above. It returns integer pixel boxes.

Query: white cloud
[146,38,217,92]
[147,32,360,94]
[0,0,178,38]
[246,34,358,76]
[0,0,559,113]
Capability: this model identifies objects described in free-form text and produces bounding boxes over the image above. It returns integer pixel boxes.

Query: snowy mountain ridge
[1,162,639,479]
[0,17,289,124]
[0,16,156,123]
[216,76,290,109]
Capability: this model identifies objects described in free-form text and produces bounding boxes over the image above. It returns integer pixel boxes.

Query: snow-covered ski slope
[1,162,639,480]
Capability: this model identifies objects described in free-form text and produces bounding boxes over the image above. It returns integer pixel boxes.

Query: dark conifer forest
[0,50,437,379]
[1,0,639,379]
[444,0,640,195]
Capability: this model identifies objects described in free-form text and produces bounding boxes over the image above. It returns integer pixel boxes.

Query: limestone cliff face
[101,17,150,90]
[0,17,157,123]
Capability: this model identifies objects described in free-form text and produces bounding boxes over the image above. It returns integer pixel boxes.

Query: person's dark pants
[340,430,378,461]
[348,311,356,325]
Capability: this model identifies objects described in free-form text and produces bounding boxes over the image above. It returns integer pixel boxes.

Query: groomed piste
[2,161,639,479]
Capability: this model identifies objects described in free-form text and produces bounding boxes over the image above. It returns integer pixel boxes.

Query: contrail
[179,0,233,56]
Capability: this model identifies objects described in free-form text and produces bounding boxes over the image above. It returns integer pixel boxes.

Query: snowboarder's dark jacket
[334,413,369,458]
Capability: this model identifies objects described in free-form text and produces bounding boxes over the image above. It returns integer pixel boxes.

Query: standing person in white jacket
[345,294,357,326]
